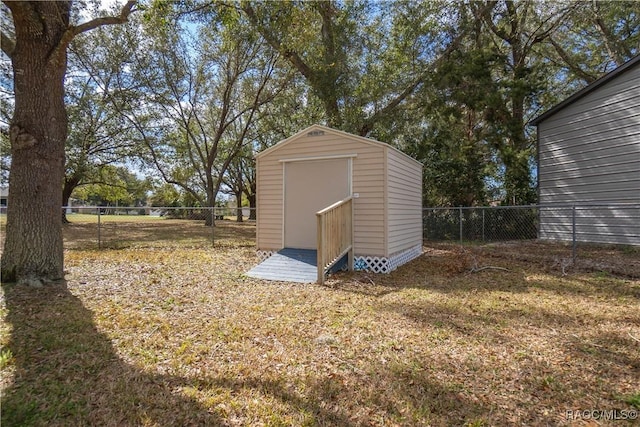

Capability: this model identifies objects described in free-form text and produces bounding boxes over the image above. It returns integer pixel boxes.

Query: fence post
[211,207,215,247]
[97,207,101,249]
[572,205,576,263]
[459,206,463,244]
[482,208,485,242]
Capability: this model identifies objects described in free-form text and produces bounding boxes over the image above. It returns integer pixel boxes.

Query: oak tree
[1,1,136,284]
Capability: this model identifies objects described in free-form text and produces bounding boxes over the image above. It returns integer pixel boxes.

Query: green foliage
[72,166,150,206]
[241,0,446,136]
[412,115,490,207]
[0,347,13,369]
[623,392,640,409]
[149,183,181,207]
[546,1,639,84]
[62,14,148,207]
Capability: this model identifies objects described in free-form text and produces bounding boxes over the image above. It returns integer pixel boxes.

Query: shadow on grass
[567,330,640,371]
[371,290,638,424]
[190,364,488,426]
[1,281,223,426]
[0,282,396,426]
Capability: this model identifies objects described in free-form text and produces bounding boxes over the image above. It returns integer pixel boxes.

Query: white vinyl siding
[386,148,423,255]
[537,61,640,245]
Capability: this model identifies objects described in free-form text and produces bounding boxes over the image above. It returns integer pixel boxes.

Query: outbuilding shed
[252,124,423,281]
[530,55,640,246]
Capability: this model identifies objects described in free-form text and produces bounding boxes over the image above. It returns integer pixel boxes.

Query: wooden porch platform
[246,248,318,283]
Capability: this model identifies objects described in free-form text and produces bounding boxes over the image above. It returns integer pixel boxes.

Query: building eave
[530,54,640,126]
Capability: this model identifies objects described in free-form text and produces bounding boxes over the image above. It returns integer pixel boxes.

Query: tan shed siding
[386,148,423,256]
[256,131,386,256]
[256,157,283,251]
[537,63,640,245]
[353,149,386,256]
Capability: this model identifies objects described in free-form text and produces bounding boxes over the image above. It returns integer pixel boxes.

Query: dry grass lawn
[1,221,639,426]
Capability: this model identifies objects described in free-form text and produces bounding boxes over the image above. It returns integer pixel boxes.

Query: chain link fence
[1,204,637,275]
[423,206,539,243]
[423,204,640,245]
[60,206,256,250]
[423,204,640,276]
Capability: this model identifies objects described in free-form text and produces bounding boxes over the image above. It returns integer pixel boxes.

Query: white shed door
[284,158,350,249]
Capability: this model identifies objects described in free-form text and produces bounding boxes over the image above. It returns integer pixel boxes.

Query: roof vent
[307,130,325,137]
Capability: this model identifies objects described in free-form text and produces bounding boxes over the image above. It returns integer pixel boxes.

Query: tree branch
[1,30,15,57]
[240,2,316,82]
[56,1,137,54]
[548,37,597,84]
[593,1,630,65]
[75,1,137,35]
[482,0,512,43]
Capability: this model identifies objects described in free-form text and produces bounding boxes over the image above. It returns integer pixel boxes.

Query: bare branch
[469,266,511,273]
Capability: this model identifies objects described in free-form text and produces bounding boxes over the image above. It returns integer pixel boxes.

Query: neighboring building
[255,124,423,273]
[530,55,640,245]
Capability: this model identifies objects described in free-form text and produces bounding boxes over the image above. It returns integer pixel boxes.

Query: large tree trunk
[1,1,135,284]
[1,3,70,283]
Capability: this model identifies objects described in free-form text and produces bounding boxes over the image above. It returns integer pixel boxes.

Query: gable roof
[255,124,423,167]
[530,54,640,126]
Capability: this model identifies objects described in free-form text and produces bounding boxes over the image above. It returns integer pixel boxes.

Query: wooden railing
[316,196,353,284]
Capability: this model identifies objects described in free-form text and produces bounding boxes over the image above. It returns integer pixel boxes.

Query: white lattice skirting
[256,245,422,274]
[256,250,275,262]
[354,245,423,274]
